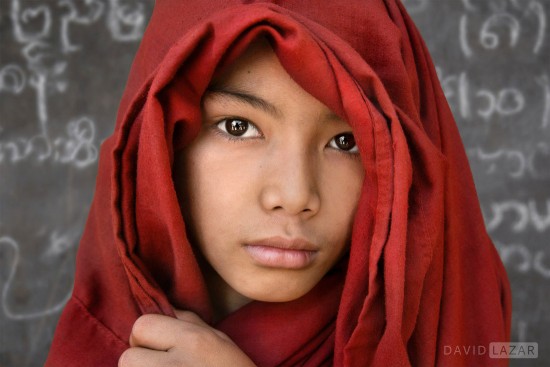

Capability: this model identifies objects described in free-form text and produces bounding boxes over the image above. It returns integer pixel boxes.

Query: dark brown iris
[225,119,249,136]
[334,133,356,151]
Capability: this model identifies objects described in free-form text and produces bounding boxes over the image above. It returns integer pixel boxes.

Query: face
[174,39,364,309]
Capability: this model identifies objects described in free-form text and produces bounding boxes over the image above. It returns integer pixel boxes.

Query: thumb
[173,309,234,342]
[173,309,208,326]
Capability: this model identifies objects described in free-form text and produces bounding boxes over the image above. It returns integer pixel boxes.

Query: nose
[259,145,321,219]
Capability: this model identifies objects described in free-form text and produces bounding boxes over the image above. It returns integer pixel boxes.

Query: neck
[201,262,251,322]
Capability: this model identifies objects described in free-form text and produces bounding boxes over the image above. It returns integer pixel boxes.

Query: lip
[244,237,318,269]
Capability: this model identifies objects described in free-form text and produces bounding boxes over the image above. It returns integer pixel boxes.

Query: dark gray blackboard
[0,1,154,365]
[1,0,548,366]
[407,1,550,366]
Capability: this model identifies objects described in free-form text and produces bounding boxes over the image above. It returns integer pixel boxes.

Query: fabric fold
[46,2,511,366]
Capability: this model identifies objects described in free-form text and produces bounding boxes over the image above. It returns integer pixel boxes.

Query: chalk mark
[0,236,72,320]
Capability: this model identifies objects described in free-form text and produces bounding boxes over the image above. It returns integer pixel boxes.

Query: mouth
[243,237,318,269]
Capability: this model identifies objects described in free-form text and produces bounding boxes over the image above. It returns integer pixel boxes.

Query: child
[46,1,511,366]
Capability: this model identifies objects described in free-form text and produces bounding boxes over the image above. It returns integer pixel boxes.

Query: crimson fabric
[46,1,511,366]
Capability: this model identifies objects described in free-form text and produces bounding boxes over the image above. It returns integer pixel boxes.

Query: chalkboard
[0,1,548,366]
[0,0,154,365]
[408,1,550,366]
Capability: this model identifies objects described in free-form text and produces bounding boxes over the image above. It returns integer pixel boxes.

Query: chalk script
[2,0,147,168]
[0,234,75,320]
[460,0,546,57]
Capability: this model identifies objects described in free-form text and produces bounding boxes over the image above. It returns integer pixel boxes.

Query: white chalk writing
[484,199,550,232]
[107,0,146,42]
[10,1,52,43]
[1,0,146,168]
[0,0,147,363]
[438,68,549,127]
[0,235,73,320]
[0,64,26,94]
[59,0,105,53]
[537,74,550,129]
[459,0,546,57]
[526,0,547,54]
[10,0,146,48]
[496,241,550,279]
[467,144,550,179]
[518,320,528,342]
[402,0,430,13]
[0,116,98,168]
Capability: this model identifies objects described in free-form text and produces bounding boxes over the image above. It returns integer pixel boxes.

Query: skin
[119,311,256,367]
[119,39,364,366]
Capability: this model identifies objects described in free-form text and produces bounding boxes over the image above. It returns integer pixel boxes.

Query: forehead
[206,38,346,125]
[211,38,287,90]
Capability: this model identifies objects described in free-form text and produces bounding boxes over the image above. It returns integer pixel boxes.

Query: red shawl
[46,1,511,366]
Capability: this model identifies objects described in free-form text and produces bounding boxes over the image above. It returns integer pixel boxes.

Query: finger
[173,310,208,326]
[129,314,190,350]
[174,310,234,343]
[118,347,173,367]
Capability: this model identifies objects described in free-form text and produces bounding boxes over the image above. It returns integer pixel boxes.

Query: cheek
[180,142,260,242]
[320,160,364,243]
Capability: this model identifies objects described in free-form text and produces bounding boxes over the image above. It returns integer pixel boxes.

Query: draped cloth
[46,1,511,366]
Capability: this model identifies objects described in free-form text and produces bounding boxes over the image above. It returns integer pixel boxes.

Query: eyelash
[330,141,361,161]
[211,117,360,159]
[211,117,264,142]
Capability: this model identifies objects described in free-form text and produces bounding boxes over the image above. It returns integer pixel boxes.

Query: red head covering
[46,1,511,366]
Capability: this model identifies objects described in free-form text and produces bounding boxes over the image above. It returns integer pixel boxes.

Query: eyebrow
[204,83,346,124]
[205,84,283,119]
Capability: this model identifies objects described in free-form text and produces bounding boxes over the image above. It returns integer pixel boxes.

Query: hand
[118,310,256,367]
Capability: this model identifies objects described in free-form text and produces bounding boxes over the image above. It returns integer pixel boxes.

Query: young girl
[46,1,511,366]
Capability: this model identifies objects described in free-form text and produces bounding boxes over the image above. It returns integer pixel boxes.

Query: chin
[235,277,319,303]
[247,292,309,303]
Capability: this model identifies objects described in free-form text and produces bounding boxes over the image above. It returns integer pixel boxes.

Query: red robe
[46,1,511,366]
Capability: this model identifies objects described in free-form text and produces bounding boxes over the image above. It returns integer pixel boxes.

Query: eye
[329,133,358,153]
[216,118,262,139]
